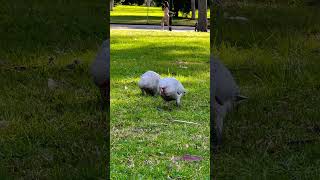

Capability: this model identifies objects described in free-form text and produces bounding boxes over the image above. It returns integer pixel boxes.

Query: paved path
[111,24,210,32]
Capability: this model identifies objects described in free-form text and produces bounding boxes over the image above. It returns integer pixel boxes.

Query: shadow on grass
[0,1,108,178]
[110,43,209,79]
[210,5,320,177]
[0,0,107,63]
[213,5,320,49]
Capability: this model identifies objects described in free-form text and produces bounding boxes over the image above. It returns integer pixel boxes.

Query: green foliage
[122,0,145,6]
[116,0,210,18]
[173,0,192,17]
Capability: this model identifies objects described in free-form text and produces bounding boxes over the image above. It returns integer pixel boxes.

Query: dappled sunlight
[111,5,210,26]
[110,30,209,62]
[111,5,210,17]
[111,71,209,85]
[111,6,164,17]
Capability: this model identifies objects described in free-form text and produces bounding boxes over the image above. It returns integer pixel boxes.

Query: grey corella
[90,39,110,104]
[159,77,186,106]
[211,55,247,145]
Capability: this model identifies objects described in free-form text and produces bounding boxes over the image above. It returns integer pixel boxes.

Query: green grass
[211,4,320,179]
[0,1,107,179]
[111,5,210,26]
[110,30,210,178]
[2,0,320,179]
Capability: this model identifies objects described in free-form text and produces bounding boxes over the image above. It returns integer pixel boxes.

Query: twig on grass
[171,120,200,125]
[252,72,263,82]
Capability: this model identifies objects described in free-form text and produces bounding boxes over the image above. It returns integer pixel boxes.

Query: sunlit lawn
[110,30,210,178]
[111,5,210,26]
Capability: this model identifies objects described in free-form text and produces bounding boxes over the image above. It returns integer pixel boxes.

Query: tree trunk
[173,0,179,18]
[212,0,223,48]
[191,0,196,20]
[174,10,179,18]
[110,0,114,11]
[198,0,207,32]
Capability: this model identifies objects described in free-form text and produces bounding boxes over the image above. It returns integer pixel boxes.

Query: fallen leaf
[48,78,58,90]
[172,154,202,162]
[181,154,202,161]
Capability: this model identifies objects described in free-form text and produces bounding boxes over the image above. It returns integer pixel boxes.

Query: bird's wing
[212,57,240,103]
